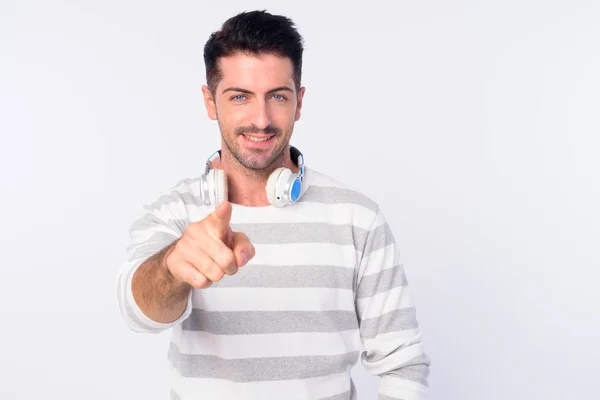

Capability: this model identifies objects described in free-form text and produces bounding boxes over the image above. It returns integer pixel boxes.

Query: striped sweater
[116,166,431,400]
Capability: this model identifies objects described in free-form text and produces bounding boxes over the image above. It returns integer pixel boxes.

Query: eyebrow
[222,86,294,95]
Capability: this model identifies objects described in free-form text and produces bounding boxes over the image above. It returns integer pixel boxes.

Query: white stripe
[193,287,356,312]
[358,243,399,276]
[307,172,353,190]
[361,330,424,363]
[361,341,426,376]
[252,243,358,268]
[357,245,398,284]
[234,202,375,228]
[129,223,179,241]
[181,201,376,229]
[369,207,386,228]
[172,328,361,359]
[169,365,353,400]
[356,286,415,320]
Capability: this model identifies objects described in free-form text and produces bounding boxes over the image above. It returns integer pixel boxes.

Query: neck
[218,146,298,207]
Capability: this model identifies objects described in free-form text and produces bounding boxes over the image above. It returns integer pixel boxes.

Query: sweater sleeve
[116,200,193,334]
[355,207,431,400]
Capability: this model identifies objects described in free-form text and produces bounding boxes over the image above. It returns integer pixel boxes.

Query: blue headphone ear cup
[207,169,228,206]
[289,176,302,202]
[266,167,302,207]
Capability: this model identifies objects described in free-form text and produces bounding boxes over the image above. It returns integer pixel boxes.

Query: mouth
[241,134,275,143]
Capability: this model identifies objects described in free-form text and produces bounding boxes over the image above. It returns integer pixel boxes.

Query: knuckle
[175,236,192,255]
[167,266,182,282]
[222,250,236,266]
[192,274,212,289]
[185,221,206,239]
[199,261,224,282]
[207,270,224,282]
[211,267,225,282]
[213,250,230,268]
[227,265,239,275]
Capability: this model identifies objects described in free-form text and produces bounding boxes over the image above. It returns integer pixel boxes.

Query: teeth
[245,135,270,142]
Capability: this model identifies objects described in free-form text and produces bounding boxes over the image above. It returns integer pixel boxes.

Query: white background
[1,1,599,399]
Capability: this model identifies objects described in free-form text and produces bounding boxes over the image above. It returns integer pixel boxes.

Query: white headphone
[199,146,306,208]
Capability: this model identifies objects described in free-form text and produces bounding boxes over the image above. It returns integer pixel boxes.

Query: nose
[249,99,271,130]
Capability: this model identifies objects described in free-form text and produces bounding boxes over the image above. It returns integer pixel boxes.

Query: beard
[220,123,292,172]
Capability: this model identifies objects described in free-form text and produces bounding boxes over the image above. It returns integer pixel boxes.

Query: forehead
[216,52,295,92]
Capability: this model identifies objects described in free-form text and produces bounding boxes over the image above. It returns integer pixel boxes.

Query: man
[116,10,431,400]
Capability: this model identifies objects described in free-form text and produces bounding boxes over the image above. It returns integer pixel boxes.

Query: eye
[231,94,247,101]
[271,94,287,101]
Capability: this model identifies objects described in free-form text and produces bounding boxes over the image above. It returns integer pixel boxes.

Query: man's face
[202,52,305,171]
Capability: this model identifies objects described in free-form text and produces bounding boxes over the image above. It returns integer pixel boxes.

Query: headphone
[199,146,306,208]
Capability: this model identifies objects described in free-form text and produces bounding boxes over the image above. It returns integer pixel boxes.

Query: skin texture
[131,52,305,323]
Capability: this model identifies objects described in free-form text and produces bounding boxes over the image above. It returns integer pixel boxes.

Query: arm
[131,240,191,324]
[116,207,193,333]
[355,207,431,400]
[116,199,254,333]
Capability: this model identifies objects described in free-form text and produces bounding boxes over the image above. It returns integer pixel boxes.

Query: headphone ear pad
[266,167,287,207]
[207,169,228,206]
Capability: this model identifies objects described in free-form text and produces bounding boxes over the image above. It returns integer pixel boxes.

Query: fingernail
[240,250,248,266]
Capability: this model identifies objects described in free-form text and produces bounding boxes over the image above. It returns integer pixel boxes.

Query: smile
[242,134,274,142]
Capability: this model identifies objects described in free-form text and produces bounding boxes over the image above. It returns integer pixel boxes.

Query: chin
[238,155,276,171]
[241,148,284,170]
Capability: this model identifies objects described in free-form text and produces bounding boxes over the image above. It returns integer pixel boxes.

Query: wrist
[160,241,190,293]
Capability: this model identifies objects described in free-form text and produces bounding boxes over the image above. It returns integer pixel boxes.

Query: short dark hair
[203,10,304,94]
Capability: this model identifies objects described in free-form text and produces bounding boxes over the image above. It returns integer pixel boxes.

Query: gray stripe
[211,265,354,290]
[182,309,359,334]
[230,222,369,246]
[380,396,407,400]
[364,353,430,387]
[134,219,375,249]
[388,362,430,387]
[170,389,181,400]
[147,183,203,212]
[360,223,395,258]
[127,231,177,261]
[360,308,418,339]
[168,342,359,382]
[356,264,407,299]
[301,186,378,213]
[153,191,200,209]
[130,213,188,235]
[319,380,357,400]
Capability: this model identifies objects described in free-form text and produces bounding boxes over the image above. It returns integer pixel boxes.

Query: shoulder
[133,174,209,227]
[301,167,381,217]
[144,175,203,210]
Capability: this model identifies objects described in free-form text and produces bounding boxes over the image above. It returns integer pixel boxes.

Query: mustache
[236,125,281,135]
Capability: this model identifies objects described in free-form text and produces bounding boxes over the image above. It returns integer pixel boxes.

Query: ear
[294,86,306,121]
[202,85,218,120]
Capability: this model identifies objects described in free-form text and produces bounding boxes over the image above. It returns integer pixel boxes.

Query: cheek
[270,104,297,125]
[216,104,245,129]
